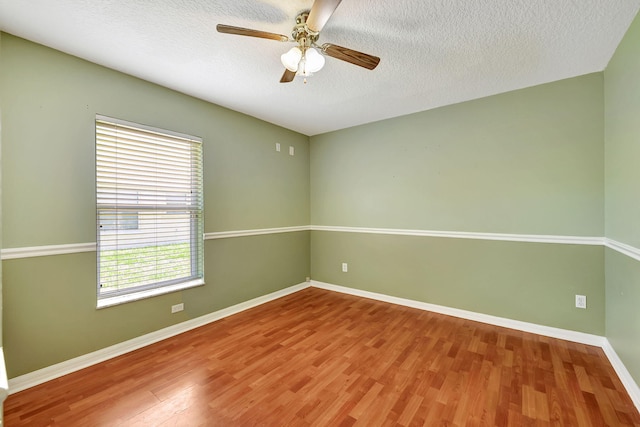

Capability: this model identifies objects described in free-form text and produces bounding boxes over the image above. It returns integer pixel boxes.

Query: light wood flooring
[5,287,640,426]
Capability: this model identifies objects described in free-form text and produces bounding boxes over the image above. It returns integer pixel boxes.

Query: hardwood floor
[5,287,639,426]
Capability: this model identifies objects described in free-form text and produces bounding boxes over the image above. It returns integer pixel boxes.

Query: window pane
[96,116,203,299]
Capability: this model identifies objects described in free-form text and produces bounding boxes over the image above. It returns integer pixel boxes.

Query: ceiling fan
[216,0,380,83]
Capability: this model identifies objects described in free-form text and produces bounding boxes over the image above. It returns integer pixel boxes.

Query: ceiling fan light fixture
[281,47,302,72]
[218,2,380,84]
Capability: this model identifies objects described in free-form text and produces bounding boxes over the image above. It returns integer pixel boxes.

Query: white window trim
[96,114,202,142]
[97,279,205,309]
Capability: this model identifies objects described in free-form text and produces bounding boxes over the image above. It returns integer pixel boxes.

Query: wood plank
[4,288,639,426]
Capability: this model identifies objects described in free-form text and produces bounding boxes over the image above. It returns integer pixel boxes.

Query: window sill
[97,279,205,309]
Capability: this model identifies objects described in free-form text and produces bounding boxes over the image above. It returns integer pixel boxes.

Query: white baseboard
[8,282,311,394]
[0,348,8,404]
[602,339,640,411]
[311,281,605,346]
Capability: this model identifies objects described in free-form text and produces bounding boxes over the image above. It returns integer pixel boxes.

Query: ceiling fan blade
[322,43,380,70]
[280,69,296,83]
[306,0,342,33]
[216,24,289,42]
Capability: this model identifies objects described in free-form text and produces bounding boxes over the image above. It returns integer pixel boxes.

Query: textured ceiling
[1,1,639,135]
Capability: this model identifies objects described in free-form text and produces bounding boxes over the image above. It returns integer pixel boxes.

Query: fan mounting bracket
[291,11,319,50]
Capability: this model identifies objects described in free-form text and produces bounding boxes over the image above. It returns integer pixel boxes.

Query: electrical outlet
[289,146,295,156]
[171,303,184,313]
[276,143,281,152]
[342,263,348,273]
[575,295,586,309]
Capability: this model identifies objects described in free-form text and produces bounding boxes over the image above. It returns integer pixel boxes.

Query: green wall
[604,12,640,384]
[1,35,309,248]
[311,74,604,236]
[310,74,606,335]
[3,232,309,377]
[311,232,604,334]
[0,34,310,377]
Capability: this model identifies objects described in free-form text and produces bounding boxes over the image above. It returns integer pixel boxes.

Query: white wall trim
[0,227,312,260]
[311,226,640,265]
[602,339,640,412]
[604,238,640,263]
[0,242,96,260]
[310,281,605,346]
[7,282,311,394]
[311,225,603,246]
[204,226,310,240]
[1,225,311,260]
[3,228,640,269]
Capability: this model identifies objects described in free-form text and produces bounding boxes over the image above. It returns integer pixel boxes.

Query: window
[96,116,204,306]
[99,191,140,230]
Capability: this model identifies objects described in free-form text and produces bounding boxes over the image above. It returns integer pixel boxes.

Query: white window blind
[96,116,204,300]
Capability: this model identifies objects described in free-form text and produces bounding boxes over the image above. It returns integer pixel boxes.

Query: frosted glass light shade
[304,47,325,73]
[281,47,302,72]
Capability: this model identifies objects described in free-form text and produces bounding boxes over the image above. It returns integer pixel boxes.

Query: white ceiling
[1,1,639,136]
